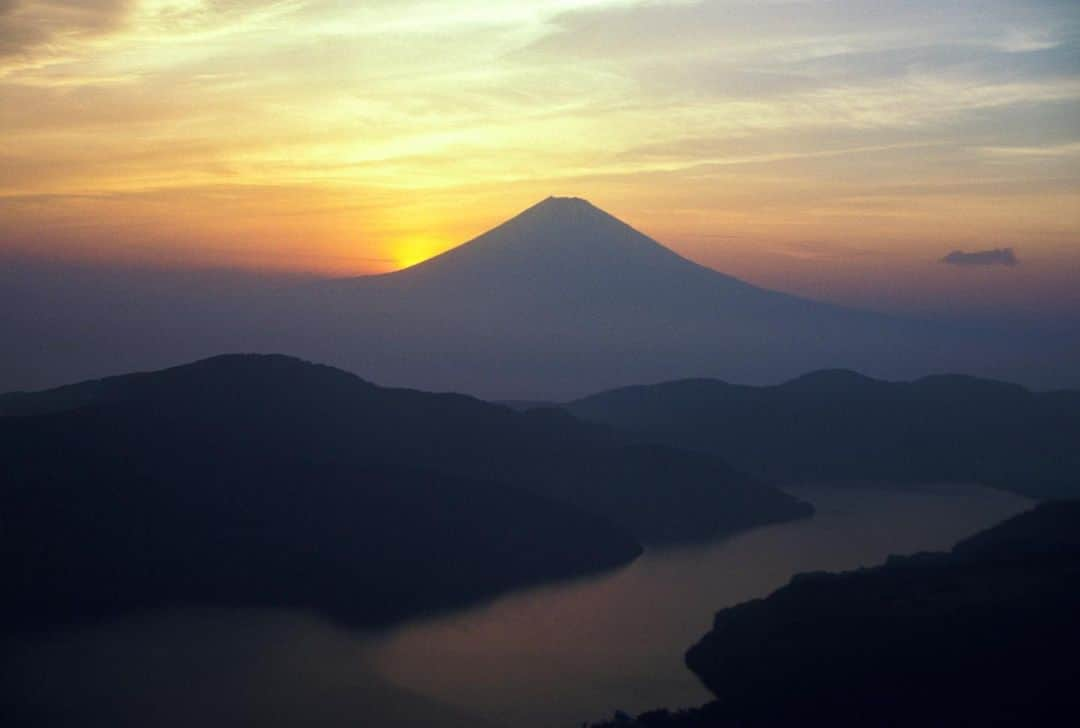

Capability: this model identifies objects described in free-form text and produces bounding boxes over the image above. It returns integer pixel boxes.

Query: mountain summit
[265,197,1003,398]
[0,197,1024,399]
[368,196,739,293]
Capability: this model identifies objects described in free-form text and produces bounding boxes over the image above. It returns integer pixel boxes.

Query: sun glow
[0,1,1078,313]
[392,236,451,270]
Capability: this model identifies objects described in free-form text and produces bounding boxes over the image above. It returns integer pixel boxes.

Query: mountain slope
[568,370,1080,498]
[2,420,639,632]
[1,354,811,560]
[2,197,1071,399]
[254,197,1018,399]
[1,356,658,631]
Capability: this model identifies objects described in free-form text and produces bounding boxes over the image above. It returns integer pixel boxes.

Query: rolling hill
[568,369,1080,498]
[1,354,810,631]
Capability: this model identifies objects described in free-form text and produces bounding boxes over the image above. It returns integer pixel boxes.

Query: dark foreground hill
[589,501,1080,727]
[0,355,809,631]
[3,440,638,632]
[569,370,1080,499]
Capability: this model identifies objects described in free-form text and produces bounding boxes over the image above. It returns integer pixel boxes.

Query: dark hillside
[571,371,1080,498]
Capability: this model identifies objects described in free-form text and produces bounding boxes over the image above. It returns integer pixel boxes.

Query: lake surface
[3,483,1031,728]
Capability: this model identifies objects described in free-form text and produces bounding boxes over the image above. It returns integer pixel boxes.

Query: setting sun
[391,235,452,271]
[1,0,1077,317]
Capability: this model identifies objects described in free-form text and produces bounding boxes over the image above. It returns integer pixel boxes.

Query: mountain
[2,436,639,633]
[0,354,810,631]
[568,370,1080,498]
[275,196,1011,399]
[0,353,810,543]
[588,501,1080,727]
[1,197,1072,399]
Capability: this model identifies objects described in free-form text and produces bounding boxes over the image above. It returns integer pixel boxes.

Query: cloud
[941,248,1019,266]
[0,0,131,61]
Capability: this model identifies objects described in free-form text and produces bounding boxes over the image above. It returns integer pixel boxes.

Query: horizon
[2,1,1079,322]
[4,189,1079,399]
[3,192,1078,326]
[3,350,1067,401]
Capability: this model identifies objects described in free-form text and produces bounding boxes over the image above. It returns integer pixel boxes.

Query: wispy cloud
[941,248,1020,267]
[0,0,1077,300]
[0,0,132,62]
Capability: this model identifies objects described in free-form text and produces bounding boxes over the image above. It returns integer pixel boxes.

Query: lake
[3,483,1030,727]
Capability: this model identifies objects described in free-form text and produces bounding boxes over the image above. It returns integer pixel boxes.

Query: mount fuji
[268,197,999,398]
[1,196,1052,398]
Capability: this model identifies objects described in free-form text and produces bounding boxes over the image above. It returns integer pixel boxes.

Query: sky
[2,0,1079,320]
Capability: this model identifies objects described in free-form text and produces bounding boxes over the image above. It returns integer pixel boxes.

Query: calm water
[4,484,1030,728]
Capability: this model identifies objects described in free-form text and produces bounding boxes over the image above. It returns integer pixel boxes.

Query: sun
[393,235,449,270]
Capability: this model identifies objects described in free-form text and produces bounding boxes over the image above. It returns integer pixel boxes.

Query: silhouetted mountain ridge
[364,197,742,288]
[0,353,376,417]
[569,369,1080,498]
[1,355,811,632]
[2,354,811,543]
[953,500,1080,558]
[777,368,885,393]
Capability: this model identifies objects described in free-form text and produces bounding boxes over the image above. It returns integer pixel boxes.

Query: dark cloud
[0,0,131,60]
[941,248,1020,266]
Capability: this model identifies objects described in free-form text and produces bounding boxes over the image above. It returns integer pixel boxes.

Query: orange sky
[2,1,1078,318]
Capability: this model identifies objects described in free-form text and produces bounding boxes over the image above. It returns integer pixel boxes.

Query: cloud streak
[0,0,131,61]
[941,248,1020,267]
[0,0,1076,328]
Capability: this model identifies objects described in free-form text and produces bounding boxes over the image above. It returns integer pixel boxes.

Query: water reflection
[2,609,494,727]
[366,483,1031,727]
[1,484,1030,728]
